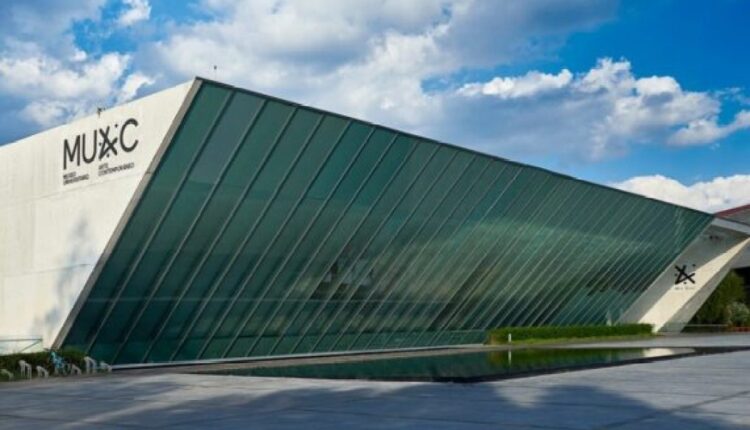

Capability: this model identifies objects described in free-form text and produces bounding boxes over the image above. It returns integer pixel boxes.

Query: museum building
[1,78,748,364]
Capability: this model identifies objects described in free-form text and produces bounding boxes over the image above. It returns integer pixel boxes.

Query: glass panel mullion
[575,207,678,324]
[512,187,623,327]
[111,94,267,364]
[85,89,235,360]
[210,124,379,357]
[362,165,530,350]
[549,198,666,325]
[324,154,480,352]
[578,208,710,324]
[566,202,681,325]
[455,178,576,337]
[140,101,300,362]
[531,194,651,326]
[414,168,547,346]
[173,109,323,361]
[340,159,502,351]
[265,132,410,356]
[309,152,475,353]
[259,144,443,355]
[186,112,331,358]
[62,86,229,354]
[416,169,556,346]
[301,148,458,354]
[169,108,322,361]
[394,175,579,348]
[609,213,711,321]
[284,139,431,355]
[329,152,478,351]
[612,211,711,320]
[187,118,352,359]
[431,174,570,345]
[227,128,396,357]
[482,181,601,329]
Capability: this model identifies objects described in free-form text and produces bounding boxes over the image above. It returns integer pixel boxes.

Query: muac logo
[63,118,139,170]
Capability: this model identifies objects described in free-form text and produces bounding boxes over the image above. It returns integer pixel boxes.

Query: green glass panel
[299,147,462,353]
[325,152,477,352]
[534,195,653,325]
[509,186,628,327]
[65,84,232,354]
[62,80,714,364]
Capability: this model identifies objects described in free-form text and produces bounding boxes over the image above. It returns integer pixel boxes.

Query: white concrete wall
[729,240,750,269]
[619,221,750,332]
[0,82,192,350]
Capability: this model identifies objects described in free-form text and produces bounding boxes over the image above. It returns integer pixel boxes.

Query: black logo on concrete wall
[674,264,696,285]
[63,118,139,170]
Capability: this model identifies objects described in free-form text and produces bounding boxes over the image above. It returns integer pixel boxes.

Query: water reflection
[202,347,695,383]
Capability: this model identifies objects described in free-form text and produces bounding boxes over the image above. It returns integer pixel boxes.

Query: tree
[692,271,746,325]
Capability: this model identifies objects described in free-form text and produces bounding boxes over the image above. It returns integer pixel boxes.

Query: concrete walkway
[571,332,750,349]
[1,336,750,429]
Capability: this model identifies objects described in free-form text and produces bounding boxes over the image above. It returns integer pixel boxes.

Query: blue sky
[1,0,749,211]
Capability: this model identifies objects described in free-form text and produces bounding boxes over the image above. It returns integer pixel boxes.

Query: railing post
[83,356,98,374]
[35,366,49,378]
[18,360,32,379]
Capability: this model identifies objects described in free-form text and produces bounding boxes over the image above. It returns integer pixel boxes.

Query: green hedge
[487,324,653,344]
[0,348,86,378]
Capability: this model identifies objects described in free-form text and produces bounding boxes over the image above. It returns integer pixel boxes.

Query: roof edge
[716,203,750,217]
[711,217,750,236]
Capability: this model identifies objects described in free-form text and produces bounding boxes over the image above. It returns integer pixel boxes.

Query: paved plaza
[1,335,749,429]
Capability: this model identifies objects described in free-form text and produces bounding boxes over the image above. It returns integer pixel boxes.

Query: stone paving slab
[2,335,750,429]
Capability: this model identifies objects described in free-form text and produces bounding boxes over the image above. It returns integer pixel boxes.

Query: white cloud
[117,72,155,104]
[0,53,130,100]
[143,1,613,111]
[670,110,750,146]
[0,51,152,127]
[20,100,70,127]
[2,0,747,166]
[0,1,104,46]
[442,58,740,160]
[140,1,746,163]
[118,0,151,27]
[458,69,573,99]
[612,174,750,213]
[0,1,155,135]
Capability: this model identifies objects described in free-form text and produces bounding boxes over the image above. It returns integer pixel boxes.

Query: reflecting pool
[201,347,699,382]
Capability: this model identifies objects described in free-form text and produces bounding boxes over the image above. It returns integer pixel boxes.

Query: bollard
[83,356,97,374]
[70,364,82,376]
[18,360,32,379]
[0,369,13,381]
[99,361,112,373]
[35,366,49,378]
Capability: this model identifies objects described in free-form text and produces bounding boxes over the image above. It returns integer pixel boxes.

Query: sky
[1,0,749,212]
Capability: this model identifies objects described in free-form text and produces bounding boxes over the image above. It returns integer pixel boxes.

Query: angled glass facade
[62,81,713,364]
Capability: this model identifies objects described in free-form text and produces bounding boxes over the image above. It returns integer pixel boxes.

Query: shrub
[724,302,750,327]
[486,324,653,344]
[692,271,746,324]
[0,348,86,377]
